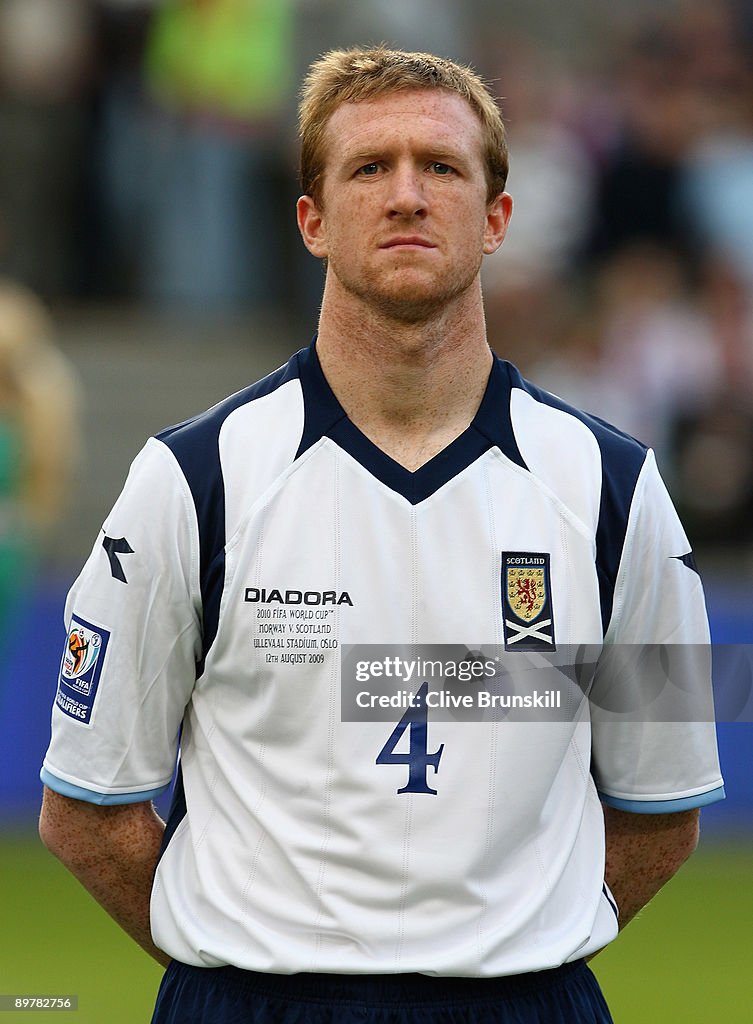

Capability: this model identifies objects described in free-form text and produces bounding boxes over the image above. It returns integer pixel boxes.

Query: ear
[483,192,513,255]
[297,195,328,258]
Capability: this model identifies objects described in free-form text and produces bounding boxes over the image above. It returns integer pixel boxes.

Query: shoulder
[155,351,305,481]
[505,360,648,476]
[147,348,310,573]
[500,360,649,528]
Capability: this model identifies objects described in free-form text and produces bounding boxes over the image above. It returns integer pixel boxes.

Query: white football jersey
[42,342,724,976]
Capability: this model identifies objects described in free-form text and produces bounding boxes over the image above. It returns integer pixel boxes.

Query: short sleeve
[590,450,725,813]
[41,438,202,804]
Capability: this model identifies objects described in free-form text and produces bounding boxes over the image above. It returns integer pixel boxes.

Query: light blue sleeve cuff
[40,767,171,806]
[599,785,726,814]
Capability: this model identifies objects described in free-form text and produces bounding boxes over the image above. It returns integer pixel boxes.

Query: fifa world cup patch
[501,552,556,651]
[55,614,111,725]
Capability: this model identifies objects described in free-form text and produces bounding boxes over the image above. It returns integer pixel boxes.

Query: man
[40,47,724,1024]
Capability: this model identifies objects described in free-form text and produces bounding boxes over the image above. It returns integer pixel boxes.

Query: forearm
[39,786,170,966]
[603,805,700,930]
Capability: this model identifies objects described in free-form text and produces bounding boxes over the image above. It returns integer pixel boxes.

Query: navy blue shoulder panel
[156,353,303,672]
[506,363,649,635]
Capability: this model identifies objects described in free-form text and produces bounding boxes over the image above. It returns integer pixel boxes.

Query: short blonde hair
[298,46,508,205]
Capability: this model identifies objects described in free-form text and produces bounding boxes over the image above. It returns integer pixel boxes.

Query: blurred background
[0,0,751,1020]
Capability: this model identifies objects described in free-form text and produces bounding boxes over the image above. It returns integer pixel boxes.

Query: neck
[314,276,493,470]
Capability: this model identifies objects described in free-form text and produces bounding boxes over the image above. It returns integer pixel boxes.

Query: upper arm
[591,452,724,814]
[601,804,701,930]
[603,804,700,863]
[39,786,165,868]
[41,440,201,806]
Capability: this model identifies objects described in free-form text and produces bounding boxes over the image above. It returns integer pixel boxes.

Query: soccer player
[39,47,724,1024]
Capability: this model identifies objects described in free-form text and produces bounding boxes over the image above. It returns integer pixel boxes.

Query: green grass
[0,832,163,1023]
[592,840,753,1022]
[1,833,750,1023]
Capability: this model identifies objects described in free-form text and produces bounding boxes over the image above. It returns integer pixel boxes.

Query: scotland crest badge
[501,552,556,651]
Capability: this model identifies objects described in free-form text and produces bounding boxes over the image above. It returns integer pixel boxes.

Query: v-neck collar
[294,339,526,504]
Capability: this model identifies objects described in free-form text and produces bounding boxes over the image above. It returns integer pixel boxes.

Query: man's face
[297,89,512,323]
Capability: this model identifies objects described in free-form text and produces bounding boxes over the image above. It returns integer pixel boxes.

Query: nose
[386,164,428,218]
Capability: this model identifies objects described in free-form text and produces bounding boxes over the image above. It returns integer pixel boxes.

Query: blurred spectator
[0,281,80,637]
[296,0,474,66]
[530,243,723,466]
[667,246,753,552]
[485,37,594,288]
[671,395,753,552]
[81,1,158,298]
[676,2,753,300]
[0,0,94,296]
[698,255,753,392]
[582,11,703,264]
[481,35,594,371]
[138,0,296,313]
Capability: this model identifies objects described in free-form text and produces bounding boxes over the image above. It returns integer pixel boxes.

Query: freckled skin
[297,89,513,471]
[39,787,170,966]
[602,806,700,933]
[301,90,505,323]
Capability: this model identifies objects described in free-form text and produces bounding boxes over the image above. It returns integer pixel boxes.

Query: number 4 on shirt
[376,681,444,794]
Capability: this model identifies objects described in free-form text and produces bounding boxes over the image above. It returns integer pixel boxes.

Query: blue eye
[431,162,453,175]
[358,163,380,176]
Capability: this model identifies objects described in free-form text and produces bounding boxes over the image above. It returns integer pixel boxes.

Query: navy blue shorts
[151,960,614,1024]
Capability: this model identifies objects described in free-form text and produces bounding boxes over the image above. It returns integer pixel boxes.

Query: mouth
[379,237,437,250]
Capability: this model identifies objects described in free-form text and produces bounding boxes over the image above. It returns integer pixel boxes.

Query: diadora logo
[102,534,134,583]
[245,587,353,607]
[501,552,556,651]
